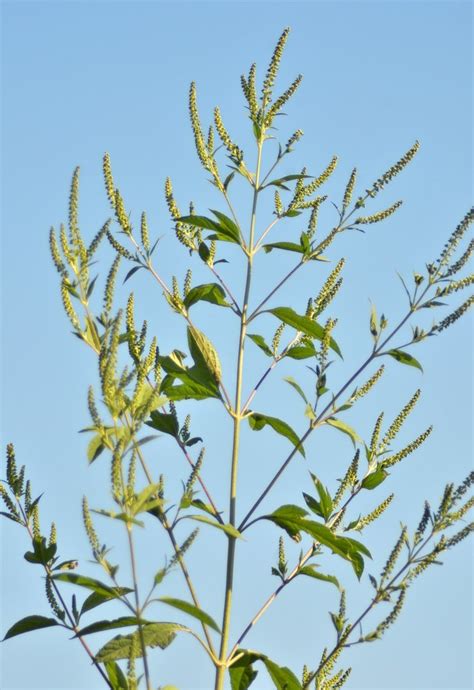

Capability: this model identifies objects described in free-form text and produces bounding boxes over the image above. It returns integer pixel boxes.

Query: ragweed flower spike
[434,295,474,332]
[265,74,303,126]
[354,200,403,225]
[103,254,121,316]
[285,129,304,152]
[437,206,474,270]
[189,82,210,169]
[302,156,338,197]
[378,389,421,452]
[342,168,357,212]
[352,365,385,402]
[140,212,150,253]
[444,238,474,277]
[49,227,66,275]
[356,494,394,531]
[262,27,291,101]
[60,279,80,330]
[214,107,243,162]
[68,167,80,245]
[103,152,116,208]
[382,426,433,468]
[369,141,420,196]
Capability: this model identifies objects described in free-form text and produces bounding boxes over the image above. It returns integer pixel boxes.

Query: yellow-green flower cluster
[241,63,259,121]
[68,167,80,242]
[376,588,406,636]
[434,295,474,332]
[103,153,116,207]
[45,577,63,619]
[312,258,345,317]
[111,440,124,503]
[342,168,357,212]
[214,107,243,162]
[380,525,407,583]
[106,229,134,260]
[285,129,303,152]
[310,226,339,258]
[103,254,121,315]
[140,211,150,253]
[436,274,473,296]
[274,190,284,217]
[82,498,98,552]
[369,141,420,194]
[113,189,132,235]
[437,206,474,269]
[169,527,199,568]
[189,82,209,168]
[319,318,337,366]
[61,279,80,330]
[354,200,403,225]
[352,365,385,402]
[383,425,432,468]
[87,385,102,427]
[357,494,394,530]
[445,238,474,277]
[262,27,290,100]
[272,323,286,355]
[333,449,360,507]
[303,156,338,197]
[306,196,327,239]
[265,74,303,125]
[49,227,66,274]
[378,389,421,452]
[370,412,384,454]
[87,221,109,260]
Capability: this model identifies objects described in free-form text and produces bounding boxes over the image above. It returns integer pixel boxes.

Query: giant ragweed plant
[2,27,473,690]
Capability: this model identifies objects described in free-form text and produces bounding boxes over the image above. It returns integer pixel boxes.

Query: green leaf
[187,326,222,384]
[86,434,105,464]
[80,588,133,615]
[263,658,302,690]
[188,514,242,539]
[264,173,310,189]
[161,378,220,402]
[263,242,304,255]
[285,342,317,360]
[210,209,241,243]
[361,468,388,490]
[283,377,308,404]
[96,623,183,661]
[104,661,129,690]
[310,474,333,520]
[248,412,305,457]
[198,242,210,262]
[53,573,132,603]
[183,283,230,309]
[298,565,341,590]
[386,349,423,372]
[3,615,59,640]
[190,498,219,517]
[146,411,179,438]
[76,617,146,637]
[326,418,361,447]
[177,215,221,232]
[270,307,342,357]
[248,334,273,357]
[158,597,220,633]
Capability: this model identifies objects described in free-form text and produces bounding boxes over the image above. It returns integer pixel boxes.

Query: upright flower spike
[434,294,474,332]
[140,211,150,253]
[68,167,80,245]
[262,27,291,101]
[103,254,121,316]
[189,82,210,169]
[342,168,357,212]
[354,200,403,225]
[265,74,303,126]
[49,227,66,275]
[378,389,421,453]
[103,152,116,208]
[214,107,243,162]
[368,141,420,195]
[87,220,109,260]
[382,426,433,468]
[60,279,80,330]
[302,156,338,197]
[82,496,100,554]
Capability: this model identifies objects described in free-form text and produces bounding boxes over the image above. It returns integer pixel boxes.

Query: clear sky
[1,1,472,689]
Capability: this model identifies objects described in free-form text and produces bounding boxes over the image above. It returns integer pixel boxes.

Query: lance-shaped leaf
[187,514,242,539]
[3,615,59,640]
[104,661,129,690]
[285,342,317,360]
[81,588,134,615]
[230,652,259,690]
[187,326,222,384]
[248,412,305,457]
[53,573,133,609]
[75,616,148,637]
[284,376,308,404]
[210,209,241,242]
[183,283,231,309]
[158,597,221,633]
[248,333,273,357]
[263,242,305,255]
[298,565,341,590]
[178,213,240,244]
[270,307,342,357]
[229,651,302,690]
[326,418,361,447]
[361,468,388,490]
[264,506,370,578]
[385,349,423,372]
[96,622,183,661]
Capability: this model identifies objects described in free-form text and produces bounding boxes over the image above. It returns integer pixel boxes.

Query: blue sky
[1,1,472,689]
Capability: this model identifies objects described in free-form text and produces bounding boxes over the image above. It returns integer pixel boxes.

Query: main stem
[127,524,152,690]
[214,139,264,690]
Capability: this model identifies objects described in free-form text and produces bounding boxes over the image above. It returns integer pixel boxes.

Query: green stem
[214,137,264,690]
[126,524,152,690]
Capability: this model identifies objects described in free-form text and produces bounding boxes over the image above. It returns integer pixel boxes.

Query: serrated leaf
[3,615,59,640]
[326,418,361,447]
[270,307,341,357]
[183,283,230,309]
[248,412,305,457]
[298,566,341,590]
[248,334,273,357]
[146,411,179,438]
[158,597,220,633]
[96,622,183,661]
[53,573,132,606]
[386,349,423,372]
